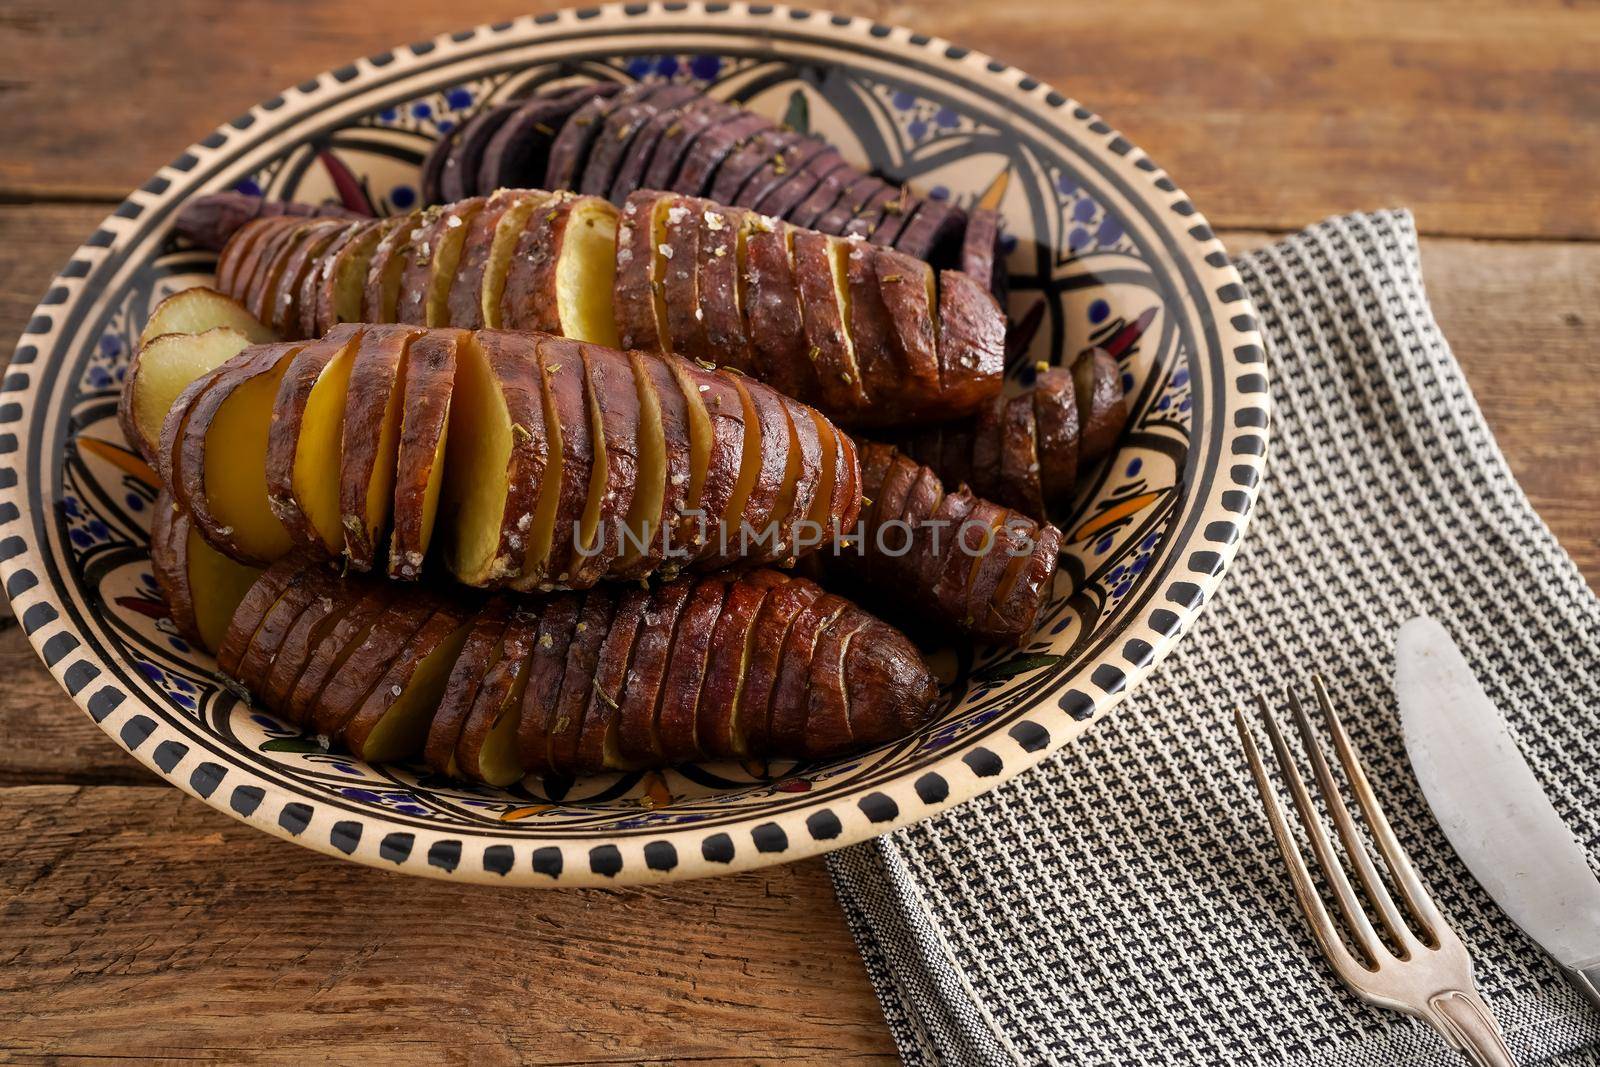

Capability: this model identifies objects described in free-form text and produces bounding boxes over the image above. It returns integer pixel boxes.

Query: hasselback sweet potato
[815,440,1062,645]
[179,80,1009,298]
[135,318,860,589]
[207,190,1004,426]
[208,557,939,780]
[890,351,1129,519]
[177,191,365,253]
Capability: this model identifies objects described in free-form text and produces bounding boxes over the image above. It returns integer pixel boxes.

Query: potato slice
[424,598,514,775]
[725,375,789,566]
[630,351,694,573]
[225,217,299,317]
[120,325,257,466]
[611,349,669,577]
[336,324,418,570]
[360,209,422,322]
[1073,347,1129,464]
[148,488,262,655]
[257,568,347,714]
[545,587,615,774]
[285,583,393,727]
[138,286,276,351]
[996,391,1045,518]
[390,329,462,578]
[612,191,673,352]
[698,572,783,758]
[659,196,707,360]
[613,578,692,767]
[397,197,485,326]
[742,221,818,402]
[514,594,581,774]
[311,217,395,337]
[569,344,639,585]
[436,332,515,586]
[1033,367,1081,506]
[214,217,276,301]
[502,194,620,346]
[544,91,622,190]
[446,190,529,330]
[654,576,727,763]
[696,205,758,373]
[214,557,309,677]
[344,607,474,763]
[177,341,304,563]
[478,192,548,330]
[530,338,592,587]
[244,220,315,325]
[454,609,540,784]
[737,575,822,755]
[801,610,870,759]
[934,267,1007,416]
[233,566,328,694]
[570,586,647,772]
[265,219,347,336]
[674,111,767,198]
[265,329,362,553]
[769,592,851,753]
[308,594,438,739]
[667,358,749,567]
[873,250,942,404]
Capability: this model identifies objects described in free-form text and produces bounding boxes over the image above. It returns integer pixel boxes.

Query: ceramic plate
[2,3,1269,885]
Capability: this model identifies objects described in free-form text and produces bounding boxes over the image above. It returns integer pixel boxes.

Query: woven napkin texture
[828,210,1600,1067]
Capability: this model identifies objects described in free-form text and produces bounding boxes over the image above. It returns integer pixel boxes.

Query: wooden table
[2,2,1595,1061]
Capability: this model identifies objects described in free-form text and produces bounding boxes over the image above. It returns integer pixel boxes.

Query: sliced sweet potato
[214,217,281,295]
[996,391,1045,518]
[654,575,725,762]
[640,96,739,192]
[424,598,513,774]
[545,586,615,774]
[480,83,620,193]
[440,332,547,586]
[1074,347,1129,464]
[177,341,304,563]
[346,608,474,764]
[243,219,316,325]
[386,329,459,577]
[265,219,347,336]
[612,191,671,352]
[359,209,423,322]
[264,330,362,552]
[336,324,417,570]
[613,578,691,766]
[629,350,694,571]
[727,375,791,564]
[768,590,849,752]
[225,217,300,319]
[612,349,668,578]
[513,593,580,773]
[530,338,593,587]
[573,585,648,772]
[501,194,620,346]
[257,567,347,713]
[742,221,819,402]
[1033,367,1080,505]
[544,90,621,191]
[440,103,518,204]
[307,592,438,739]
[606,84,703,200]
[838,183,900,240]
[453,607,539,785]
[568,344,640,585]
[578,84,670,197]
[738,574,822,756]
[396,197,485,326]
[936,268,1007,414]
[754,147,847,220]
[138,286,276,352]
[233,565,328,694]
[960,206,1005,298]
[802,609,869,758]
[871,250,942,408]
[285,581,394,727]
[446,190,529,330]
[309,217,394,338]
[215,556,307,678]
[148,488,262,655]
[694,205,757,373]
[812,173,889,237]
[420,124,460,206]
[792,230,868,412]
[697,571,781,758]
[667,357,747,567]
[121,325,258,466]
[892,198,967,266]
[708,127,790,205]
[724,132,828,209]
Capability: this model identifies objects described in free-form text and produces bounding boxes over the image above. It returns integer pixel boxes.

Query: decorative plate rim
[0,1,1270,886]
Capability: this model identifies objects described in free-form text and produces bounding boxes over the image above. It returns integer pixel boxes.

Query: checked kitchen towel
[829,210,1600,1066]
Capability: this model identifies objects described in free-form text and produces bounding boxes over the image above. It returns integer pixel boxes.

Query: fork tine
[1289,688,1419,955]
[1312,675,1447,941]
[1257,695,1385,967]
[1233,705,1367,978]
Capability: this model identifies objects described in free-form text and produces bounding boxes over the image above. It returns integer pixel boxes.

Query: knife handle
[1568,963,1600,1012]
[1424,989,1515,1067]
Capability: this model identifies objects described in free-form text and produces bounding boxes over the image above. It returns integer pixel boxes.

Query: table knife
[1396,615,1600,1008]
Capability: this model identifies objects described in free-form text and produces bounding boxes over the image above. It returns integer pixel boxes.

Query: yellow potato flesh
[826,237,864,385]
[476,649,534,787]
[185,525,263,654]
[131,328,252,458]
[139,288,275,350]
[360,620,474,763]
[577,351,609,560]
[722,377,762,533]
[647,197,674,353]
[330,226,386,326]
[202,354,296,561]
[441,336,512,583]
[425,203,483,327]
[481,194,546,329]
[359,346,410,554]
[291,337,359,553]
[557,202,621,348]
[668,359,712,527]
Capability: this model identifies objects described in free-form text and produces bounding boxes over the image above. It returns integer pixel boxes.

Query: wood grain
[0,1,1596,238]
[0,785,897,1065]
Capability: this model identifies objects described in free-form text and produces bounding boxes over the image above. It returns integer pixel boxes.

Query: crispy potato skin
[820,440,1061,646]
[196,560,938,775]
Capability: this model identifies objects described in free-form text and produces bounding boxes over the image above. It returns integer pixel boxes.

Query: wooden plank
[0,785,896,1065]
[0,1,1595,238]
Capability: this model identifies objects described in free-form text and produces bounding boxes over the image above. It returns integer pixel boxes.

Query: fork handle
[1425,989,1516,1067]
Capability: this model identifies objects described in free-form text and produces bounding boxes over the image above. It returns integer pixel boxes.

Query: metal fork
[1234,676,1516,1067]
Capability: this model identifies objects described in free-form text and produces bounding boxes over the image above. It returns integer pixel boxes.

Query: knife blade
[1397,615,1600,1007]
